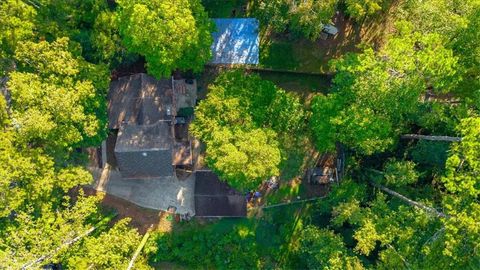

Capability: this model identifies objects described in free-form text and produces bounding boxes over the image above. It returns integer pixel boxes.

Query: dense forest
[0,0,479,269]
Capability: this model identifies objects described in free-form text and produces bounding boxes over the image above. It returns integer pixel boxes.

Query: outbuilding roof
[194,170,247,217]
[210,18,259,65]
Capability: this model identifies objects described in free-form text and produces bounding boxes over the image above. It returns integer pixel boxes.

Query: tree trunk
[127,226,152,270]
[369,181,448,219]
[401,134,461,142]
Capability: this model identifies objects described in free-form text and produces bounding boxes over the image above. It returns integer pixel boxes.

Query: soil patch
[84,186,162,234]
[301,180,331,198]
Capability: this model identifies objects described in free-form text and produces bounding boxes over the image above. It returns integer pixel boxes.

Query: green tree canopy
[451,5,480,107]
[310,22,459,154]
[0,0,35,52]
[296,226,364,269]
[289,0,337,40]
[7,38,108,153]
[0,130,92,218]
[442,116,480,197]
[0,0,36,74]
[381,159,419,187]
[90,10,132,67]
[35,0,108,39]
[0,104,147,268]
[118,0,213,78]
[0,3,152,268]
[62,219,149,269]
[147,222,261,269]
[0,194,100,268]
[397,0,478,38]
[191,70,305,190]
[331,189,456,268]
[395,0,480,108]
[254,0,337,40]
[345,0,386,21]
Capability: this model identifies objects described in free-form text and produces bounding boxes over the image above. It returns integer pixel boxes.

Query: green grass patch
[201,0,246,18]
[266,180,303,205]
[260,41,299,70]
[258,22,360,73]
[280,149,305,180]
[259,37,332,73]
[257,70,331,94]
[291,41,330,73]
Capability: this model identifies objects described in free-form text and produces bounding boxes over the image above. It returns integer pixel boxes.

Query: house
[104,73,246,217]
[210,18,260,65]
[107,73,195,178]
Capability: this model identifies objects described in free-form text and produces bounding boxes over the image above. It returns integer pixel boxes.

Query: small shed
[194,170,247,217]
[210,18,259,65]
[115,121,174,178]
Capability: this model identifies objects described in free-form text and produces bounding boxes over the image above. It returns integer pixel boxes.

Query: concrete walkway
[89,166,195,215]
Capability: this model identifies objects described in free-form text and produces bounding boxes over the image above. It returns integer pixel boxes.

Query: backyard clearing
[259,11,360,73]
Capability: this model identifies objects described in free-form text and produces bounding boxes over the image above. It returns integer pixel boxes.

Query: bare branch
[369,181,448,219]
[401,134,461,142]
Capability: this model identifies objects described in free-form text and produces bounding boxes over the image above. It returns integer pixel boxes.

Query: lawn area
[201,0,247,18]
[265,178,303,205]
[260,41,299,70]
[256,70,331,94]
[258,11,361,73]
[199,67,331,98]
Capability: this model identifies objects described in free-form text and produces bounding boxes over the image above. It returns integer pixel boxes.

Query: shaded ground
[258,5,399,74]
[256,70,332,94]
[260,11,361,73]
[359,0,401,50]
[84,186,162,234]
[112,57,147,80]
[201,0,247,18]
[198,66,331,97]
[302,180,331,199]
[257,177,329,207]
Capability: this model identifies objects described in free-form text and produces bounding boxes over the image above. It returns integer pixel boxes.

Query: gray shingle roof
[115,121,173,152]
[114,122,174,178]
[108,73,173,129]
[194,170,246,217]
